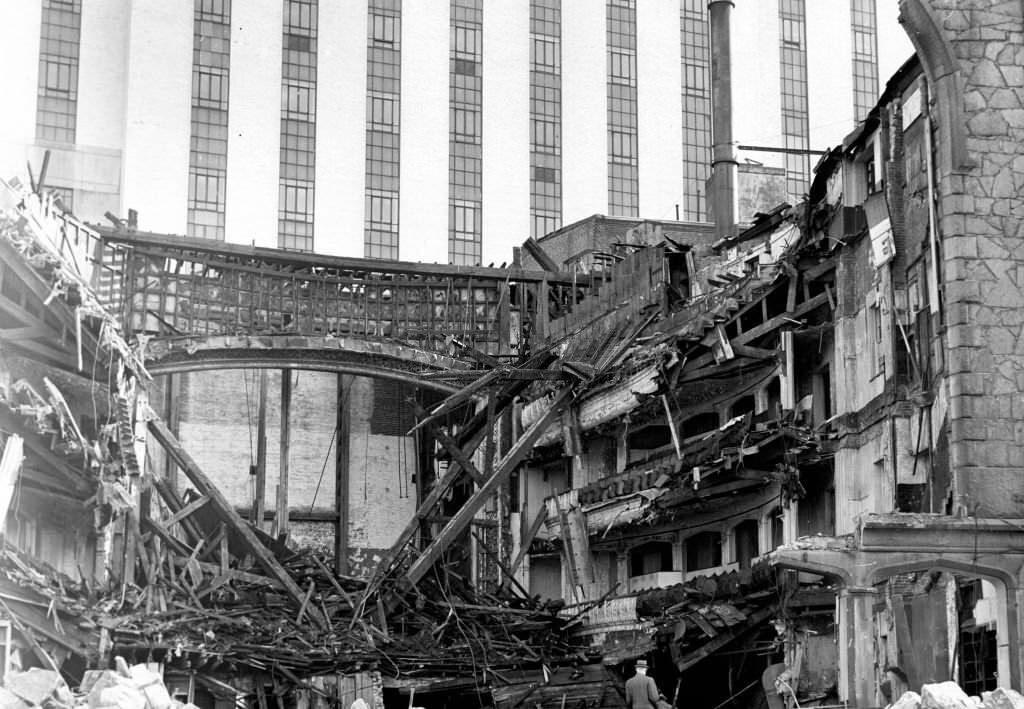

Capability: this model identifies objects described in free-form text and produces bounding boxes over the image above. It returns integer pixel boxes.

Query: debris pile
[892,682,1024,709]
[1,535,589,685]
[0,660,189,709]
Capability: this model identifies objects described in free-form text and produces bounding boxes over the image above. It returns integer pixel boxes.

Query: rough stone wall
[901,0,1024,516]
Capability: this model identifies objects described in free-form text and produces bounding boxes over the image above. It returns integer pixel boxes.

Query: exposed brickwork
[907,0,1024,515]
[172,372,417,578]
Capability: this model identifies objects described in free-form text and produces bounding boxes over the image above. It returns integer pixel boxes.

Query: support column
[163,373,181,491]
[253,370,268,527]
[335,374,351,575]
[275,369,291,539]
[837,586,877,707]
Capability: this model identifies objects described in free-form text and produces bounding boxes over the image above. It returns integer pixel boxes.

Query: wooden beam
[335,375,351,575]
[253,370,268,526]
[507,503,548,578]
[147,413,328,629]
[162,494,211,529]
[368,365,546,586]
[676,605,777,672]
[276,368,291,538]
[150,475,205,547]
[164,373,181,490]
[420,416,487,487]
[403,386,574,588]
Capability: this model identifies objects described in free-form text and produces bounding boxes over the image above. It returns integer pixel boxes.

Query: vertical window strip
[778,0,810,202]
[679,0,711,222]
[606,0,638,217]
[448,0,483,265]
[850,0,879,121]
[36,0,82,144]
[364,0,402,259]
[187,0,231,240]
[529,0,562,239]
[278,0,318,251]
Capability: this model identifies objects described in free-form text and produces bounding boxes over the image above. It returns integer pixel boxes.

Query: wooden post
[403,386,573,588]
[164,373,181,491]
[335,375,351,575]
[276,369,292,539]
[254,370,268,526]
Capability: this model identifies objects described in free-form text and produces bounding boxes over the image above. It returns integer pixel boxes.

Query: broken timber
[400,385,574,592]
[146,412,329,630]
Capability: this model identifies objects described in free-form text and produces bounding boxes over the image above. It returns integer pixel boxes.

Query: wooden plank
[164,373,181,490]
[147,413,328,629]
[420,415,487,487]
[150,475,205,546]
[335,374,351,574]
[403,386,574,588]
[162,494,211,528]
[0,435,23,529]
[253,370,268,525]
[276,368,292,538]
[676,605,777,672]
[508,503,548,578]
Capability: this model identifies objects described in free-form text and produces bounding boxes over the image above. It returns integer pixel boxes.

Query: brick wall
[905,0,1024,516]
[171,371,421,576]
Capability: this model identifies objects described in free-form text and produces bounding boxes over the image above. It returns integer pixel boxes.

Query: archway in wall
[870,566,1011,699]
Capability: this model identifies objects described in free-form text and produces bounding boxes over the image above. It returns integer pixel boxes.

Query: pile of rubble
[0,660,192,709]
[892,682,1024,709]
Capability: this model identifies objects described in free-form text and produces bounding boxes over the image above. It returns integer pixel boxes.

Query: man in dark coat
[625,659,661,709]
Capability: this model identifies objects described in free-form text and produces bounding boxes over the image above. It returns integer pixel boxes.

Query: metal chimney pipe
[709,0,737,241]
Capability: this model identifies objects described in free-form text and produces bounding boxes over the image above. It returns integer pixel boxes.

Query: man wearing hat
[625,659,662,709]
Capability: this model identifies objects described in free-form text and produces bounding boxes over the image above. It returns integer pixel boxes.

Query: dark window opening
[770,507,785,549]
[730,395,756,419]
[734,519,759,570]
[369,379,415,436]
[630,540,673,577]
[682,411,719,439]
[685,531,721,571]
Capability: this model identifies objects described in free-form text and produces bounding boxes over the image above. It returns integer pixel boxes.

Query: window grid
[187,0,230,240]
[778,0,810,202]
[607,0,638,217]
[680,0,711,222]
[448,0,483,265]
[278,0,318,251]
[365,0,402,259]
[850,0,879,121]
[36,0,81,144]
[530,0,562,238]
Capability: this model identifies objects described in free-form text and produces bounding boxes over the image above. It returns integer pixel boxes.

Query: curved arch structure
[140,334,473,393]
[773,514,1024,702]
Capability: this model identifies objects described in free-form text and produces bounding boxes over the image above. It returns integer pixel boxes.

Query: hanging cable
[310,380,350,510]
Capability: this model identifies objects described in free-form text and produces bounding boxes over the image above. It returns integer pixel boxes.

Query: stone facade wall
[902,0,1024,516]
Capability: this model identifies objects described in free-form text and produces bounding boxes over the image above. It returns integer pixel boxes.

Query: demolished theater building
[3,2,1024,707]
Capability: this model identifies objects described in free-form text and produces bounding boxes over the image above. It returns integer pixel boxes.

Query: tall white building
[0,0,911,265]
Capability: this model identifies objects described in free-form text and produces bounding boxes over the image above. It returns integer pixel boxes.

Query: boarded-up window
[369,379,415,435]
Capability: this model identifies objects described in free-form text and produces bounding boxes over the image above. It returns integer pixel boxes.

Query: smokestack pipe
[709,0,737,241]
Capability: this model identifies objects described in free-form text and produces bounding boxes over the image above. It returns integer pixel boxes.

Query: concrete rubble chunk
[0,687,30,709]
[2,668,66,706]
[922,682,974,709]
[892,691,923,709]
[983,688,1024,709]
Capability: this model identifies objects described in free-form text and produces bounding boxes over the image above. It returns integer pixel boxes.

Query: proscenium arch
[138,334,477,393]
[145,357,462,394]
